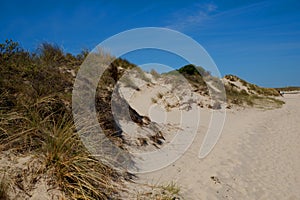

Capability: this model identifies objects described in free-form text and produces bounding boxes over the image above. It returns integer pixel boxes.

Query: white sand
[128,91,300,199]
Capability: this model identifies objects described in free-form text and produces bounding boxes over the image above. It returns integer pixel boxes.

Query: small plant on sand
[156,92,163,99]
[136,181,181,200]
[151,97,157,104]
[160,181,180,197]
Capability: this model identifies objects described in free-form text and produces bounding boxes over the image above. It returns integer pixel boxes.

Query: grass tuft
[0,96,123,199]
[160,181,180,197]
[136,181,181,200]
[0,173,9,200]
[42,115,120,200]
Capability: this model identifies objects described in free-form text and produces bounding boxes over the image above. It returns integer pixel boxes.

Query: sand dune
[129,92,300,199]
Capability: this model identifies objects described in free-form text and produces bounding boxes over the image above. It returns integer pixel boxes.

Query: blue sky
[1,0,299,87]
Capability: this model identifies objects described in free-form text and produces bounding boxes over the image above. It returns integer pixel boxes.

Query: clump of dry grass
[160,181,180,198]
[0,96,67,152]
[42,115,120,200]
[0,96,123,199]
[0,173,9,200]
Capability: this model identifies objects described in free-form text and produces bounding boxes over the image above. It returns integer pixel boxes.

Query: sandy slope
[129,92,300,199]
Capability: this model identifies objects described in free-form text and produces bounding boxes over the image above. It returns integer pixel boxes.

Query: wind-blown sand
[128,91,300,199]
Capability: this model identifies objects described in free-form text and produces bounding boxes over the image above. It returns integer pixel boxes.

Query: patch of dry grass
[136,181,181,200]
[224,74,280,96]
[0,40,130,199]
[225,85,284,108]
[43,115,120,199]
[0,97,122,199]
[0,173,9,200]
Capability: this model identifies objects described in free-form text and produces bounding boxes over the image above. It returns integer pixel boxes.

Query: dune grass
[160,181,180,197]
[225,85,284,108]
[224,74,280,96]
[0,96,122,199]
[0,40,126,199]
[136,181,181,200]
[0,173,9,200]
[43,115,120,199]
[2,38,287,199]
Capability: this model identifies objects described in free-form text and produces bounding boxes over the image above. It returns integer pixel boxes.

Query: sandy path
[130,92,300,199]
[231,94,300,200]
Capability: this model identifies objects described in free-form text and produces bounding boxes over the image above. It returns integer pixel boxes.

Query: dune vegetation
[0,39,287,199]
[0,39,182,199]
[0,39,130,199]
[163,65,284,108]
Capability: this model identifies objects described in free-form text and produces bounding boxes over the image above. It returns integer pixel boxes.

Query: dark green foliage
[171,64,209,92]
[177,64,210,76]
[0,39,22,57]
[162,64,211,92]
[177,64,199,75]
